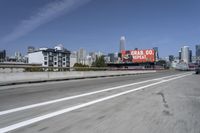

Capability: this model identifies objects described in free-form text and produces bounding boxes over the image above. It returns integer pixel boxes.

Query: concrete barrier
[0,70,156,86]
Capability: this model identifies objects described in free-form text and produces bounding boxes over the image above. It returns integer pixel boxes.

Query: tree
[73,63,89,68]
[92,56,107,67]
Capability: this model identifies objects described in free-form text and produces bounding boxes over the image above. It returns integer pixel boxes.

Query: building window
[58,62,61,66]
[49,56,53,61]
[63,63,65,66]
[44,62,47,65]
[49,52,52,56]
[54,57,57,61]
[49,62,53,66]
[53,53,56,56]
[54,62,57,65]
[44,57,47,60]
[63,58,66,61]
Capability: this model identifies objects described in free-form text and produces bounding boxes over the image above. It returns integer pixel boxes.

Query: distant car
[195,65,200,74]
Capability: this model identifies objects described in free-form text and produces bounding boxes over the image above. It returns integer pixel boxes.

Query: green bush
[73,63,90,71]
[24,67,44,72]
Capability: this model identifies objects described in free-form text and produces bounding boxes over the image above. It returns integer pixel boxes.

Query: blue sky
[0,0,200,57]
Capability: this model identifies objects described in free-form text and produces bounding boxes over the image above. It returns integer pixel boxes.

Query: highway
[0,71,199,133]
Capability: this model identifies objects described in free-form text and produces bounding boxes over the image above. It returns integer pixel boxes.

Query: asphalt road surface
[0,71,199,133]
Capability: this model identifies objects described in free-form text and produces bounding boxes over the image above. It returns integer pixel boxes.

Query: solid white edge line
[0,73,191,133]
[0,73,190,116]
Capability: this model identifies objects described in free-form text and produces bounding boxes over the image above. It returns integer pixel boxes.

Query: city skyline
[1,40,198,59]
[0,0,200,57]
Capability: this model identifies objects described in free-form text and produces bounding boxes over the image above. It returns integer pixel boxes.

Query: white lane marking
[0,73,190,116]
[0,73,191,133]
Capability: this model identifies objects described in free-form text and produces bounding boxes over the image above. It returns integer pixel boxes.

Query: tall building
[15,52,23,62]
[70,51,78,67]
[189,50,192,63]
[196,45,200,57]
[179,50,182,60]
[153,47,159,61]
[169,55,175,62]
[89,52,97,62]
[104,56,110,63]
[115,52,121,62]
[77,48,87,64]
[0,50,6,62]
[86,55,93,66]
[28,45,70,67]
[108,53,115,63]
[181,46,190,64]
[119,36,126,52]
[88,51,104,65]
[96,51,104,57]
[196,45,200,63]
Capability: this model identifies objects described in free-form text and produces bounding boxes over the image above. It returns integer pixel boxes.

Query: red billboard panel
[121,49,155,63]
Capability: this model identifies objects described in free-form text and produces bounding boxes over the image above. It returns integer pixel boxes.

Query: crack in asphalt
[157,92,169,108]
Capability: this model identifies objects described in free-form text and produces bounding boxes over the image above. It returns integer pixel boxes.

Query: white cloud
[1,0,92,43]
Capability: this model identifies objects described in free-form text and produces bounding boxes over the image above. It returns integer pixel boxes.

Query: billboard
[121,49,155,63]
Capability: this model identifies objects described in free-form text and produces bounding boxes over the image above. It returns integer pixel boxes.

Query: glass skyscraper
[181,46,190,64]
[0,50,6,62]
[119,36,126,52]
[153,47,159,61]
[196,45,200,64]
[196,45,200,57]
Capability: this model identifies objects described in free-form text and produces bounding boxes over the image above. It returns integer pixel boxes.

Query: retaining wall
[0,70,156,85]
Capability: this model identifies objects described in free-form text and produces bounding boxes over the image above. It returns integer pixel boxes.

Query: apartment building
[28,45,70,67]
